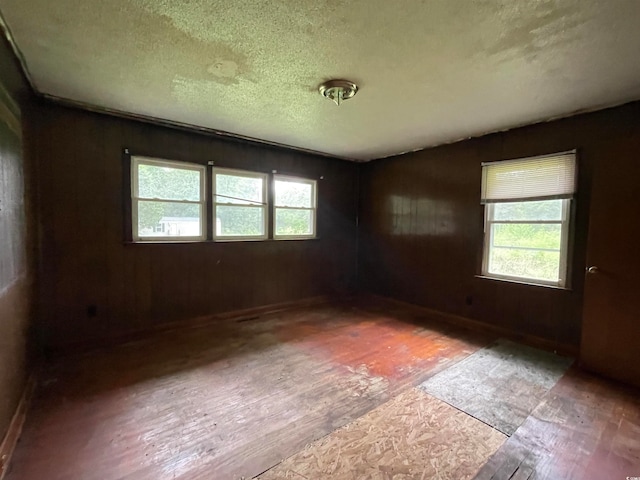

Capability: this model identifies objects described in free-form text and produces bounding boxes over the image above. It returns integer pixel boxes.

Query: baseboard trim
[0,375,36,480]
[49,295,333,357]
[362,293,579,358]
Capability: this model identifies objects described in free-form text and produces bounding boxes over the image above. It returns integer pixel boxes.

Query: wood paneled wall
[24,82,640,358]
[0,35,33,444]
[579,113,640,386]
[30,102,358,349]
[358,101,640,350]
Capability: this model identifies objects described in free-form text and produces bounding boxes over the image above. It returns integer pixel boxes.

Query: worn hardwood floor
[474,367,640,479]
[5,300,640,479]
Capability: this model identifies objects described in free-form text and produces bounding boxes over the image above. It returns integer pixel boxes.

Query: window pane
[216,205,264,237]
[489,248,560,282]
[492,224,561,250]
[216,174,263,205]
[138,200,201,237]
[493,200,562,221]
[275,208,313,236]
[138,164,201,201]
[275,180,313,208]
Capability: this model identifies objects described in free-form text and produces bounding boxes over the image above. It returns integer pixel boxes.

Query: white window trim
[131,156,206,242]
[481,199,571,288]
[273,174,317,240]
[212,167,268,241]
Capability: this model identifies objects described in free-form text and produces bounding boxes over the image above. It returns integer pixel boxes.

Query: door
[580,130,640,387]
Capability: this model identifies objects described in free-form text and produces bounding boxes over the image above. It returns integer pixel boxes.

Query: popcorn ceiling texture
[1,0,640,160]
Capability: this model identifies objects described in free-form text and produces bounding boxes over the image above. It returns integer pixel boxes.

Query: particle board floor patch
[418,338,573,436]
[258,388,506,480]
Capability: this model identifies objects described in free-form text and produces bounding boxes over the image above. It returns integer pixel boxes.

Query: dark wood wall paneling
[579,108,640,386]
[24,80,640,364]
[358,101,640,350]
[31,102,358,349]
[0,33,34,444]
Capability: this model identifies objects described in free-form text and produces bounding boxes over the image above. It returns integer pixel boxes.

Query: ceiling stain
[480,1,587,62]
[208,60,239,80]
[132,1,253,85]
[1,0,253,110]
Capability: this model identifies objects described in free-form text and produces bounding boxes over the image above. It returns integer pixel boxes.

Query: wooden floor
[6,299,640,479]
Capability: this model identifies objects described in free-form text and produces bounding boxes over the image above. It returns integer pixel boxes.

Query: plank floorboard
[6,302,491,480]
[473,367,640,480]
[6,301,640,480]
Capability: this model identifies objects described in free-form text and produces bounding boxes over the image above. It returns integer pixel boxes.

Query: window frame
[212,167,269,241]
[131,156,206,242]
[481,199,572,288]
[125,149,320,244]
[273,174,318,240]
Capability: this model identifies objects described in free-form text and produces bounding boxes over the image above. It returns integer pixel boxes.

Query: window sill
[127,240,204,245]
[124,238,320,245]
[273,236,317,241]
[474,275,572,291]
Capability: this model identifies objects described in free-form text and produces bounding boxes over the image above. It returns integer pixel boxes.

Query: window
[213,168,268,240]
[127,150,319,243]
[274,175,317,239]
[131,156,206,241]
[481,152,576,287]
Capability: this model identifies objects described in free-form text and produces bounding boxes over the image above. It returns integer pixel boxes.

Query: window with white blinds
[481,151,577,203]
[481,151,576,288]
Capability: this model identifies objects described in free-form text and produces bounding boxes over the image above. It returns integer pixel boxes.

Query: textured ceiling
[1,0,640,161]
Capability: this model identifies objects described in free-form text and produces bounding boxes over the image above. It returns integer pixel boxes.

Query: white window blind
[481,151,577,204]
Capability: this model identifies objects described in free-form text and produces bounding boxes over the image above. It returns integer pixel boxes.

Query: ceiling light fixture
[318,79,358,106]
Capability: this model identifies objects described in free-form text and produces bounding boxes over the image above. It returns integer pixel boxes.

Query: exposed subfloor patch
[258,388,507,480]
[418,338,573,435]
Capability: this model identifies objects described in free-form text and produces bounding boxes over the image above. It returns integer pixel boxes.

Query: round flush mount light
[318,79,358,106]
